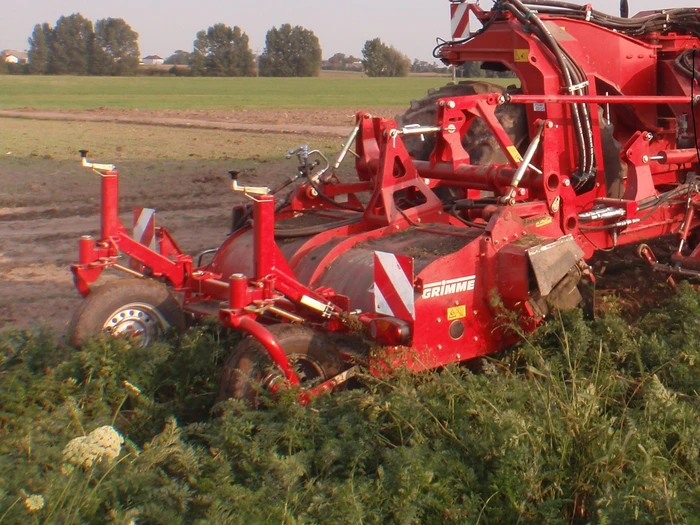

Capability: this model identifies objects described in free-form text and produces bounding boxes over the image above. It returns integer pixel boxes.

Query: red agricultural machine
[71,0,700,401]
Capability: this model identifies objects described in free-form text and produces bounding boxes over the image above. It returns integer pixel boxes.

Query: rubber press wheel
[217,324,345,405]
[69,278,185,348]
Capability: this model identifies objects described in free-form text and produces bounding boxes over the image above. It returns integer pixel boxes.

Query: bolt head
[447,100,456,109]
[645,132,653,141]
[642,155,649,163]
[563,178,571,187]
[439,100,445,107]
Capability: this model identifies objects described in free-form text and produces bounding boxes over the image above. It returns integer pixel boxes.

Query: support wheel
[69,278,185,348]
[217,324,346,405]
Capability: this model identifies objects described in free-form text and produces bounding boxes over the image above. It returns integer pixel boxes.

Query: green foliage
[259,24,322,77]
[1,288,698,523]
[362,38,411,78]
[48,14,94,75]
[91,18,140,76]
[458,61,518,79]
[190,24,256,77]
[165,50,191,66]
[322,52,363,72]
[410,59,448,74]
[26,14,139,76]
[27,23,52,74]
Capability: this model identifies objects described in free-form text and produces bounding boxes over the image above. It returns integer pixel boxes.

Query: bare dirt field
[0,109,369,337]
[0,108,674,339]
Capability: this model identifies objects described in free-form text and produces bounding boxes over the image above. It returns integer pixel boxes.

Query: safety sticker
[514,49,529,62]
[374,251,415,320]
[535,216,553,228]
[447,305,467,321]
[507,145,523,163]
[133,207,157,251]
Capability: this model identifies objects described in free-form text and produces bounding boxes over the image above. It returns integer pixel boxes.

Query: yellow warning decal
[535,216,553,228]
[514,49,529,62]
[447,305,467,321]
[507,145,523,163]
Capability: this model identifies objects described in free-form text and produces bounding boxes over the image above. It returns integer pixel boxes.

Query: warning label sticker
[447,305,467,320]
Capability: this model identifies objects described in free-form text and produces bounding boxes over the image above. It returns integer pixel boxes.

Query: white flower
[24,494,45,512]
[63,425,124,468]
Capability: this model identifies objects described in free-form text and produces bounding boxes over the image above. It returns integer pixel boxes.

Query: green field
[0,76,502,111]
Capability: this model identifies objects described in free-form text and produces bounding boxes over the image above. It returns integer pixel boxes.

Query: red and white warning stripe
[373,251,415,321]
[451,1,471,40]
[133,207,157,251]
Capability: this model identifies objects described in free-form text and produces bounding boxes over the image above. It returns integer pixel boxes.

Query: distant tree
[90,18,140,75]
[48,13,94,75]
[258,24,322,77]
[410,59,447,74]
[190,24,255,77]
[28,23,52,74]
[361,38,410,77]
[165,50,190,66]
[327,52,346,70]
[459,61,483,78]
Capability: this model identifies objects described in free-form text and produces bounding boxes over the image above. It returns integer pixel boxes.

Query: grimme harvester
[71,0,700,401]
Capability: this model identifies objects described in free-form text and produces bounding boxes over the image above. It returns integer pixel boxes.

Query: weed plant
[0,287,698,524]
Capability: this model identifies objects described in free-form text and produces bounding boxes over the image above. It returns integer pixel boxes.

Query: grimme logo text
[422,276,475,299]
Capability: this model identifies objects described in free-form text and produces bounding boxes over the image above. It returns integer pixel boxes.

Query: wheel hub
[102,302,168,346]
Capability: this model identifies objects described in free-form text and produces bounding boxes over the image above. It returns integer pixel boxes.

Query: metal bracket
[79,150,115,172]
[564,80,589,94]
[229,170,270,195]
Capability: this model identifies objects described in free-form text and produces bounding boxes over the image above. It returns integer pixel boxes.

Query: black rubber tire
[217,324,346,405]
[69,278,185,348]
[395,80,528,163]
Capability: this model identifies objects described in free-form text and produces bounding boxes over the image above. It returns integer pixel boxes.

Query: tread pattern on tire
[69,278,184,348]
[217,324,349,403]
[395,80,528,164]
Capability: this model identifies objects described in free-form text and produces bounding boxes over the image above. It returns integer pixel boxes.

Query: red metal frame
[72,1,700,398]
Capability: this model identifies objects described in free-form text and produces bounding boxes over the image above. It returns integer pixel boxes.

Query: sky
[0,0,696,63]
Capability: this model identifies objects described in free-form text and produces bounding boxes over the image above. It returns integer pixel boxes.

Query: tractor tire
[395,80,528,163]
[397,81,625,197]
[69,278,185,348]
[217,324,346,405]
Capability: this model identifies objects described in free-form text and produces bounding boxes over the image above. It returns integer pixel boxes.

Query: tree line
[27,14,140,75]
[13,13,430,78]
[164,25,413,78]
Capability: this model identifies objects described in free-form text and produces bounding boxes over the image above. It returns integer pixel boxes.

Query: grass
[0,118,342,162]
[0,76,514,111]
[0,76,441,111]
